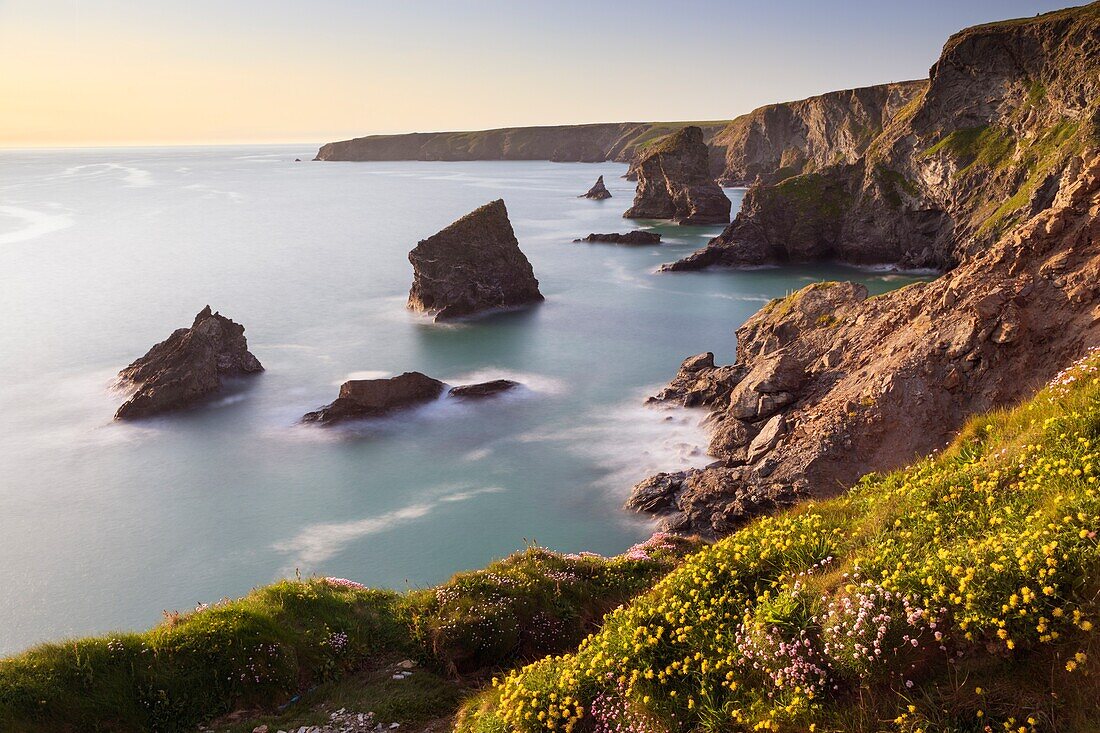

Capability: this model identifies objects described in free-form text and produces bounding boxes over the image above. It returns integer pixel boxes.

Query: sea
[0,145,930,654]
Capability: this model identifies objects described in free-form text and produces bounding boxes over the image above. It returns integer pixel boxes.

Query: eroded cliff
[667,4,1100,271]
[635,4,1100,534]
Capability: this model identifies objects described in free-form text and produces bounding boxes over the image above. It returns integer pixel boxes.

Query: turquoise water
[0,146,929,654]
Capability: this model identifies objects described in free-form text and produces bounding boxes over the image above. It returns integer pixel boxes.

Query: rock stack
[114,306,264,420]
[580,175,612,200]
[407,199,543,321]
[623,126,731,225]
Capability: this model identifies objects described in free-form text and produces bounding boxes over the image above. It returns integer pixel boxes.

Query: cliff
[667,3,1100,270]
[314,121,731,170]
[642,4,1100,538]
[314,83,924,186]
[712,80,927,185]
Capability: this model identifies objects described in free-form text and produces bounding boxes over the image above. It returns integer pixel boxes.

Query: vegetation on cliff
[460,347,1100,732]
[0,537,697,732]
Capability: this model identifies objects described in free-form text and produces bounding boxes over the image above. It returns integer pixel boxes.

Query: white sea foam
[183,183,242,201]
[514,389,714,497]
[463,447,493,462]
[61,163,154,188]
[335,370,392,385]
[232,153,285,161]
[442,368,566,396]
[0,204,74,245]
[275,486,505,571]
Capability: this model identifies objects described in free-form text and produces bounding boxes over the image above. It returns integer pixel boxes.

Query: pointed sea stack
[624,126,731,225]
[114,306,263,420]
[407,199,543,321]
[580,175,612,200]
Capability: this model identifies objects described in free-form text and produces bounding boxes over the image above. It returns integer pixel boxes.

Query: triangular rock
[407,199,543,321]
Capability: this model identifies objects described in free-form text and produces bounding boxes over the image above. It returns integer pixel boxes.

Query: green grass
[758,173,853,228]
[468,348,1100,732]
[922,125,1017,178]
[978,119,1084,237]
[624,121,730,155]
[0,538,698,732]
[760,281,842,321]
[875,166,921,207]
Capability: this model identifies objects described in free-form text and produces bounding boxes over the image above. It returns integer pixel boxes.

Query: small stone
[991,319,1018,344]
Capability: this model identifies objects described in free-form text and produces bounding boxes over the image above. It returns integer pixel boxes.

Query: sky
[0,0,1077,148]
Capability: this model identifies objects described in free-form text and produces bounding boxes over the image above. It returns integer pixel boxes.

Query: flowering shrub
[469,350,1100,732]
[413,537,699,675]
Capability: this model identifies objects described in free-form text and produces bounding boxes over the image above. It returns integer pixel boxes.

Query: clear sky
[0,0,1076,148]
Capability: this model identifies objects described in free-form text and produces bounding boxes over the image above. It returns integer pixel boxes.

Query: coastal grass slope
[459,348,1100,732]
[0,538,696,732]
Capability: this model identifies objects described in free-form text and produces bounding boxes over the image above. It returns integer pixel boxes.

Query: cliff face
[712,81,927,185]
[315,86,924,189]
[668,4,1100,271]
[635,4,1100,535]
[315,122,730,168]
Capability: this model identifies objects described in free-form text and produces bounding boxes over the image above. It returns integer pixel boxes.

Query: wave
[335,370,392,385]
[183,183,242,201]
[0,204,73,245]
[441,368,566,396]
[514,390,714,498]
[60,163,154,188]
[274,486,505,571]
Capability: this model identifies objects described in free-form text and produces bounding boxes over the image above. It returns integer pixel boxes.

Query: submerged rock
[448,379,520,399]
[114,306,263,420]
[579,175,612,200]
[407,199,543,321]
[573,231,661,245]
[624,126,731,225]
[303,372,445,425]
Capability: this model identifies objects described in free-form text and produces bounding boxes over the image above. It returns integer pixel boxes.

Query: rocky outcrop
[315,122,730,167]
[573,231,661,245]
[114,307,263,420]
[624,126,732,225]
[580,176,611,200]
[304,374,524,423]
[448,379,519,398]
[303,372,445,424]
[665,4,1100,271]
[407,199,543,321]
[633,143,1100,535]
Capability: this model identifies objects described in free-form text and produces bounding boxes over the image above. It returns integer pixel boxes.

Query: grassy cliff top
[462,347,1100,732]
